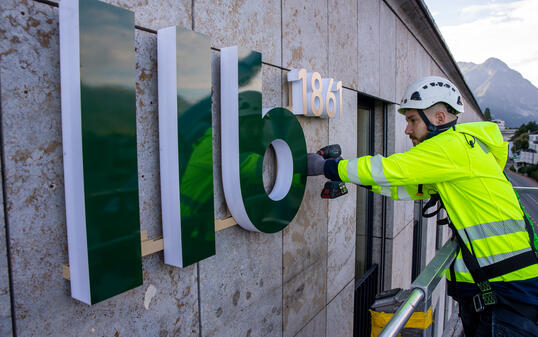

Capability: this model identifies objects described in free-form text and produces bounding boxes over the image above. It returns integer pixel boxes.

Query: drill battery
[317,144,348,199]
[321,181,348,199]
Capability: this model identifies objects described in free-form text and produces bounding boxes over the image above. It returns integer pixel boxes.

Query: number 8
[310,72,323,116]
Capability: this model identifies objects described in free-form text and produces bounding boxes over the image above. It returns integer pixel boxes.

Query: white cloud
[439,0,538,87]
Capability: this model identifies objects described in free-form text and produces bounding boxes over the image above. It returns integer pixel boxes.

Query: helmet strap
[417,109,458,140]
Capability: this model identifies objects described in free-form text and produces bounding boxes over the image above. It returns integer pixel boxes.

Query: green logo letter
[221,47,307,233]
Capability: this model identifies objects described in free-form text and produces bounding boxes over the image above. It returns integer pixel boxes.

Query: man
[308,76,538,336]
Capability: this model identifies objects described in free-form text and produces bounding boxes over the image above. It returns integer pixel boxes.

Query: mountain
[458,58,538,128]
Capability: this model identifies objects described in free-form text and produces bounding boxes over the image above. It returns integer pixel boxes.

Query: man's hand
[307,153,326,176]
[308,145,347,199]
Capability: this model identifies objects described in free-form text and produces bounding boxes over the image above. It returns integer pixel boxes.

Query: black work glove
[324,158,341,181]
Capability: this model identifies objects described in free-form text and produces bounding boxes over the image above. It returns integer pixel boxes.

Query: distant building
[516,149,538,166]
[529,131,538,152]
[514,131,538,166]
[492,119,517,142]
[492,119,505,130]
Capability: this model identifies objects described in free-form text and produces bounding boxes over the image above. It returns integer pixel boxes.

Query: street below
[505,169,538,230]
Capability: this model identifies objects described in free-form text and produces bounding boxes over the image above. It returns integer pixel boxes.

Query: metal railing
[514,186,538,193]
[377,240,458,337]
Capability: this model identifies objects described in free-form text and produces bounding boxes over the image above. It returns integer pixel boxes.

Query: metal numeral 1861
[287,69,343,118]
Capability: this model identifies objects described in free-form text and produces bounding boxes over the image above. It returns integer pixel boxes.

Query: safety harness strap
[450,224,498,311]
[524,215,538,259]
[480,251,538,280]
[422,194,450,226]
[421,194,441,217]
[421,195,499,310]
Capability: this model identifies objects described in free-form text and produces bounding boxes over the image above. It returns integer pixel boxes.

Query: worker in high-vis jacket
[308,76,538,337]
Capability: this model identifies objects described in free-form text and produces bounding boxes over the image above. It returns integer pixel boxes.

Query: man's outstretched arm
[309,137,468,198]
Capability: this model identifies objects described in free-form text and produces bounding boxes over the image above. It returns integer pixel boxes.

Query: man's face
[404,109,429,146]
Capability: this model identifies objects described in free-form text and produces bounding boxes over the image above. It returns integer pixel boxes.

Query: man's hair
[425,103,457,122]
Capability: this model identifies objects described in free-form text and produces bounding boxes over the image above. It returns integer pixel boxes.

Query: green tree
[513,133,529,153]
[512,121,538,140]
[484,107,492,121]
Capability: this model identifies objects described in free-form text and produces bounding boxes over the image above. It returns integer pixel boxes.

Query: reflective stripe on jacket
[337,122,538,283]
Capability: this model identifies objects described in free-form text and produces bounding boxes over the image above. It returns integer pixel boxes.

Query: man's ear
[434,110,446,125]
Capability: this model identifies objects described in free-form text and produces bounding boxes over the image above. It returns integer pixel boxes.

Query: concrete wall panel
[416,45,431,79]
[429,61,446,78]
[329,0,358,90]
[194,0,281,65]
[262,64,283,109]
[326,280,354,337]
[379,2,396,102]
[105,0,192,30]
[386,104,398,156]
[209,51,227,219]
[395,108,412,154]
[199,226,282,337]
[423,216,437,266]
[0,138,12,337]
[135,31,162,239]
[0,4,12,318]
[375,222,414,290]
[357,0,380,97]
[406,33,418,87]
[389,222,413,289]
[283,116,328,337]
[283,0,329,75]
[295,308,326,337]
[390,200,414,239]
[327,89,357,301]
[395,18,409,104]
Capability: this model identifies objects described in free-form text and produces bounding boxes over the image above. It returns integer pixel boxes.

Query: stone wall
[0,140,12,336]
[0,0,482,336]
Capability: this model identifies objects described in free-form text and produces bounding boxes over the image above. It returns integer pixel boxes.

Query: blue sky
[424,0,538,87]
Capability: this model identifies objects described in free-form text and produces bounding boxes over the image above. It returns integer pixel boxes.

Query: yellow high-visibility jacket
[337,122,538,284]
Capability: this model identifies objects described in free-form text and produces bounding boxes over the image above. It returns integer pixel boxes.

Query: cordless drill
[317,144,348,199]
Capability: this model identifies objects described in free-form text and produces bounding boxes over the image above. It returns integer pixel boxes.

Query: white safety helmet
[397,76,464,115]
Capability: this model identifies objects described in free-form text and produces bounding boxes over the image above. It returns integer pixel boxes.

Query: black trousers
[457,299,538,337]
